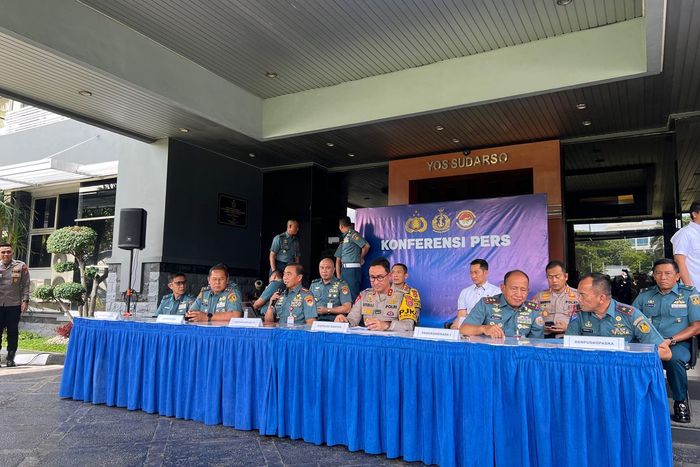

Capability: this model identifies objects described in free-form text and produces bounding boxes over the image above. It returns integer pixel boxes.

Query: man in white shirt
[672,201,700,287]
[451,259,501,329]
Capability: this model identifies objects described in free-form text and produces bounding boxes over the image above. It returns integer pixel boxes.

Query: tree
[43,226,109,317]
[0,191,29,259]
[575,238,658,275]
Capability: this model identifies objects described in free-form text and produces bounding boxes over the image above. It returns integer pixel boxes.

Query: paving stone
[161,438,266,466]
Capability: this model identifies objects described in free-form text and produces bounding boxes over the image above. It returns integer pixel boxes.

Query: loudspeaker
[118,208,147,250]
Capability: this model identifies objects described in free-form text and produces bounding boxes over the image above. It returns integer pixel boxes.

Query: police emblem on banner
[405,211,428,233]
[431,209,451,233]
[455,210,477,230]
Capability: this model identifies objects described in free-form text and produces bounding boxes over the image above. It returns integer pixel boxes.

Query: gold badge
[431,208,451,233]
[455,210,477,230]
[637,321,651,334]
[615,316,621,322]
[405,211,428,233]
[691,295,700,306]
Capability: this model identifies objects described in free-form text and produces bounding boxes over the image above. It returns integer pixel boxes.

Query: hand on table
[482,324,505,339]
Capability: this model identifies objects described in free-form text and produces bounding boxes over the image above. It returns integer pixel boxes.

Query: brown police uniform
[346,287,419,332]
[1,259,30,363]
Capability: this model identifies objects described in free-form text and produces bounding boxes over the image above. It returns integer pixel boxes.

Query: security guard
[252,270,284,312]
[186,264,242,323]
[335,216,369,299]
[265,263,317,325]
[632,259,700,423]
[269,219,300,274]
[310,258,351,321]
[336,257,418,332]
[532,260,580,337]
[391,263,422,316]
[566,273,671,361]
[460,270,544,338]
[0,243,30,368]
[156,273,195,315]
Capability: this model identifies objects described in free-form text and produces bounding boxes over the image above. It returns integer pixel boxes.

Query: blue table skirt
[60,319,672,467]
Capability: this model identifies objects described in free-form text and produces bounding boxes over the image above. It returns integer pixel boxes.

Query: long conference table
[59,318,672,467]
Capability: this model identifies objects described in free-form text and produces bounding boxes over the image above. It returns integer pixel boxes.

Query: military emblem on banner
[455,209,477,230]
[405,210,428,233]
[431,208,451,233]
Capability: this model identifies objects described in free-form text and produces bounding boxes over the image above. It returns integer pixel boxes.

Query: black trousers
[0,305,21,352]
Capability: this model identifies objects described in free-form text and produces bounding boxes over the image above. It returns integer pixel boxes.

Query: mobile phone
[545,321,554,327]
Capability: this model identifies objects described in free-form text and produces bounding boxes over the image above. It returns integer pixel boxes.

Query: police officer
[335,216,369,299]
[336,257,418,332]
[156,273,195,315]
[265,263,317,325]
[310,258,351,322]
[566,273,671,361]
[269,219,300,274]
[0,243,30,368]
[186,264,242,323]
[532,260,580,338]
[391,263,422,317]
[632,259,700,423]
[252,270,284,313]
[460,270,544,338]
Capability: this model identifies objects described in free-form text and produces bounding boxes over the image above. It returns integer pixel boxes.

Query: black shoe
[6,351,16,368]
[672,400,691,423]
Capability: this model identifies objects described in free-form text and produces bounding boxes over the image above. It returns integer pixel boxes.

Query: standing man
[460,270,544,339]
[566,273,671,361]
[252,270,284,312]
[156,273,195,315]
[335,216,369,299]
[632,259,700,423]
[336,257,418,332]
[672,201,700,286]
[186,264,242,323]
[310,258,352,321]
[391,263,422,318]
[0,243,30,368]
[451,259,500,329]
[269,219,300,274]
[265,263,317,325]
[532,260,580,337]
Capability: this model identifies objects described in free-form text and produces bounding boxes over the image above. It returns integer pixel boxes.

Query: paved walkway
[1,366,699,466]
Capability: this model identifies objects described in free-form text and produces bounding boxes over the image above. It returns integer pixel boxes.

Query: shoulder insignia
[387,288,393,297]
[352,233,360,240]
[228,292,238,303]
[524,300,541,312]
[341,285,350,295]
[301,287,309,292]
[691,294,700,306]
[679,284,695,292]
[354,293,363,305]
[615,303,634,315]
[541,292,551,300]
[483,296,499,305]
[311,278,321,284]
[304,295,314,306]
[567,291,577,299]
[637,321,651,334]
[640,287,651,294]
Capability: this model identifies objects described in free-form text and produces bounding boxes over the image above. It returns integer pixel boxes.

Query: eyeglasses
[171,281,187,285]
[369,274,388,282]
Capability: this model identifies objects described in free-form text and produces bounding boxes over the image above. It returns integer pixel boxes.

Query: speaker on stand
[117,208,147,316]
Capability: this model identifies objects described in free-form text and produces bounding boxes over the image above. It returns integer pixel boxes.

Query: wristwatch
[207,312,213,323]
[670,338,677,346]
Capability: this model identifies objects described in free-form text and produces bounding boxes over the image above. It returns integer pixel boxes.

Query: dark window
[57,193,79,228]
[32,198,56,229]
[28,234,52,268]
[77,179,117,219]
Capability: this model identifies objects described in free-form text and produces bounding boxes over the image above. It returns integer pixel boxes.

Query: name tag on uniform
[228,318,263,328]
[671,303,686,308]
[156,314,185,325]
[310,321,349,333]
[563,335,624,351]
[413,327,460,341]
[93,311,119,321]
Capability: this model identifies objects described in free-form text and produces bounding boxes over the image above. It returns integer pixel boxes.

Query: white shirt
[671,222,700,286]
[457,281,501,313]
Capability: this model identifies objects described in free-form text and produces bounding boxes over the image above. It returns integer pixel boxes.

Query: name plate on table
[563,335,624,351]
[228,318,263,328]
[310,321,349,333]
[156,314,185,325]
[93,311,119,321]
[413,326,460,341]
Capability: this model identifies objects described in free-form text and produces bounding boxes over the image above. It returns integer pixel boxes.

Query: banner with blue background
[356,194,549,327]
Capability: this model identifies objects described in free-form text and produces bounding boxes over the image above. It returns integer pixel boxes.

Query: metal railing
[0,106,67,135]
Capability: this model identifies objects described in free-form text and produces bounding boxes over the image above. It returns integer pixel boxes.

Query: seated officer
[156,273,195,315]
[310,258,351,322]
[186,264,242,323]
[336,257,418,332]
[460,270,544,339]
[632,259,700,423]
[252,270,284,312]
[566,273,671,361]
[264,263,317,325]
[391,263,422,317]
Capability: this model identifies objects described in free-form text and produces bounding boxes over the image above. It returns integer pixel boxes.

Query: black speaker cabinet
[118,208,147,250]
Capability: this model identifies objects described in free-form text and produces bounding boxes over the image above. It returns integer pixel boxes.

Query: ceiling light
[178,128,190,133]
[582,120,592,126]
[326,142,334,147]
[78,90,93,97]
[452,138,460,143]
[435,125,444,131]
[265,72,278,78]
[249,153,255,158]
[556,0,573,5]
[576,103,587,110]
[347,153,355,157]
